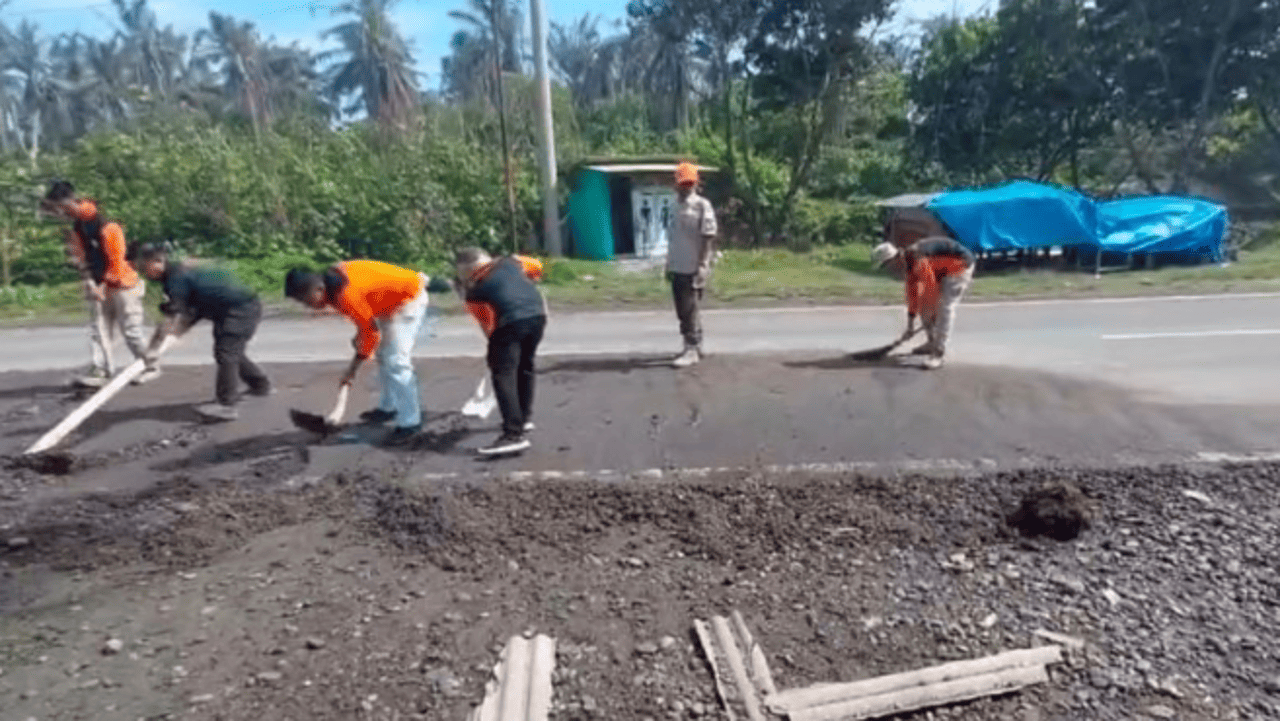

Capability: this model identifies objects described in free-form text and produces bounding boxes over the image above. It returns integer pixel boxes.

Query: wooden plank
[498,636,532,721]
[788,665,1049,721]
[767,646,1061,714]
[469,634,557,721]
[1031,629,1085,650]
[526,635,556,720]
[711,615,767,721]
[25,334,177,455]
[731,609,778,697]
[694,618,740,721]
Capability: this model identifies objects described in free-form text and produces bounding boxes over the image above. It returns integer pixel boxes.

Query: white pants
[924,265,974,357]
[88,281,148,375]
[374,274,429,427]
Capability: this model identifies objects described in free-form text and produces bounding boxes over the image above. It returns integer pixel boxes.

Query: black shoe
[360,408,397,424]
[477,433,531,456]
[247,383,275,397]
[382,424,422,447]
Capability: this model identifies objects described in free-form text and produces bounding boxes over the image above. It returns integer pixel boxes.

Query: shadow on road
[151,430,312,472]
[0,384,81,400]
[84,402,205,428]
[783,355,915,370]
[541,356,673,374]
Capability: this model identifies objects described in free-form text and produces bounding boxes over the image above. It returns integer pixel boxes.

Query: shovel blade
[461,377,497,419]
[847,343,898,362]
[290,408,333,435]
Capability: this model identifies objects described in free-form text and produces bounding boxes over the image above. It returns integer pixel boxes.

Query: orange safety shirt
[905,254,971,317]
[329,260,424,359]
[67,200,138,290]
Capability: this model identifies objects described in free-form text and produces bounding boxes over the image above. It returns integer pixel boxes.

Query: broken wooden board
[694,610,777,721]
[766,645,1062,721]
[469,634,556,721]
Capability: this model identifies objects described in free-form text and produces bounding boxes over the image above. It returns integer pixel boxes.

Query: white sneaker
[523,421,536,432]
[477,433,531,456]
[921,356,944,370]
[671,348,700,368]
[73,370,110,388]
[132,367,162,385]
[195,403,239,422]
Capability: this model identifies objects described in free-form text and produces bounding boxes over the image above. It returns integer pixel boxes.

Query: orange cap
[674,162,699,186]
[71,199,98,222]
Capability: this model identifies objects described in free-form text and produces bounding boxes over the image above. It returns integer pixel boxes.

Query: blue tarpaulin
[924,180,1227,262]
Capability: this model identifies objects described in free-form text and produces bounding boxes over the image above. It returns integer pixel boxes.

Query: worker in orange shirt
[284,260,431,446]
[40,179,157,388]
[454,247,547,456]
[871,237,976,370]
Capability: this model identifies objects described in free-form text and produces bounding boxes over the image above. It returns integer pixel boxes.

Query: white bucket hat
[871,242,900,268]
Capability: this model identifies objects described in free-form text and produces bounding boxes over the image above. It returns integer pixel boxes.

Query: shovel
[461,375,497,419]
[847,327,922,362]
[289,382,350,436]
[25,334,178,456]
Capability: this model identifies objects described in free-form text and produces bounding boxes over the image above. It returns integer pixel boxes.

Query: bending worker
[133,243,272,422]
[284,260,431,446]
[871,236,976,370]
[40,179,156,387]
[454,247,547,457]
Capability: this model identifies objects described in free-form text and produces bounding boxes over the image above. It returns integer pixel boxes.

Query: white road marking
[532,291,1280,320]
[1195,451,1280,463]
[1101,329,1280,340]
[411,450,1280,484]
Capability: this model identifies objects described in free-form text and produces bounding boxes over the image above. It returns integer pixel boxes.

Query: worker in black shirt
[454,247,548,456]
[132,243,272,421]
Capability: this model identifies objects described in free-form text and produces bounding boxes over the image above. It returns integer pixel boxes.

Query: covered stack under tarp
[923,179,1228,262]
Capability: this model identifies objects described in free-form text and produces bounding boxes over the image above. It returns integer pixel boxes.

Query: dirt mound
[1008,481,1094,541]
[4,461,1280,720]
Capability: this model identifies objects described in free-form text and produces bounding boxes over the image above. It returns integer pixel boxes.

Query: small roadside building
[565,158,718,261]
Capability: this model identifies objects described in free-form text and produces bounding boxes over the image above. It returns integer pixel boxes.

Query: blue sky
[7,0,994,94]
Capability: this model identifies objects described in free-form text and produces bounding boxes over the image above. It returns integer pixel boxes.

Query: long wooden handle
[325,383,350,426]
[25,334,177,455]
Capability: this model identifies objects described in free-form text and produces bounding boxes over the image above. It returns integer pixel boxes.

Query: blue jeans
[374,274,428,427]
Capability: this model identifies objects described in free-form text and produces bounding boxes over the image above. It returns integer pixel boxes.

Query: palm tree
[447,0,524,76]
[194,13,273,134]
[112,0,189,101]
[2,20,70,168]
[78,33,144,126]
[318,0,420,130]
[550,14,613,109]
[441,30,494,102]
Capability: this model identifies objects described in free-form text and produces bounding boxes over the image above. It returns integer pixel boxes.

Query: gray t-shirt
[666,192,717,275]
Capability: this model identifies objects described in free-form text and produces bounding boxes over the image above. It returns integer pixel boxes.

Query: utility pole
[529,0,561,255]
[489,1,518,254]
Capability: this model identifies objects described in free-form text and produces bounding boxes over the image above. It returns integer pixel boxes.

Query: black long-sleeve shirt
[160,263,258,323]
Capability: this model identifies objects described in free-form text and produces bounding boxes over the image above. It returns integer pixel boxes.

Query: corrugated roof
[585,163,718,174]
[875,192,940,208]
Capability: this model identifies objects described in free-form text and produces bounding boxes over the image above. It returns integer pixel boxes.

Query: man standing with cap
[40,179,157,388]
[871,236,976,370]
[666,162,718,368]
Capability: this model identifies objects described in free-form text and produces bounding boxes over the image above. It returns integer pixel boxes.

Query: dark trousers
[487,315,547,436]
[212,298,269,405]
[670,272,703,349]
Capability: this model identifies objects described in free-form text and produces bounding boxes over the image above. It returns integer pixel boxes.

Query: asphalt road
[4,292,1280,405]
[3,292,1280,502]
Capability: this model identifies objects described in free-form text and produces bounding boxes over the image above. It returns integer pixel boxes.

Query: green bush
[787,197,881,249]
[5,113,556,285]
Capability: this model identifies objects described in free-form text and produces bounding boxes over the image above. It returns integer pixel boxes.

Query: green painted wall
[567,169,615,260]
